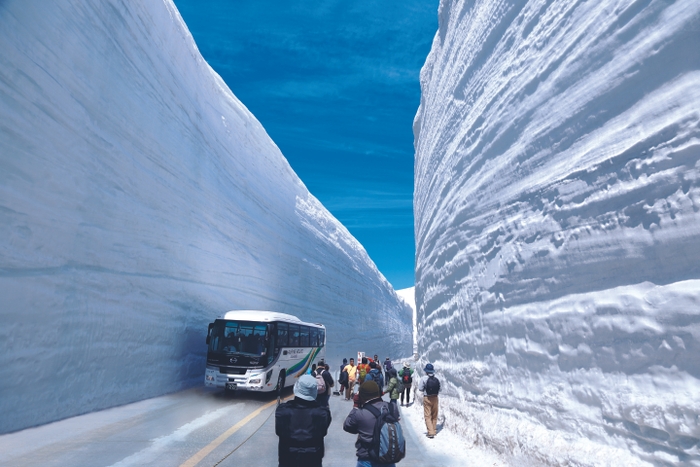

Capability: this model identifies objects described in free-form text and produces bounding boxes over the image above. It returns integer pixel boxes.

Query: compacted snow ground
[402,395,509,466]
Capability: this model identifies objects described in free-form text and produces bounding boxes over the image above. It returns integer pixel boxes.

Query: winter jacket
[398,368,414,386]
[275,397,332,467]
[320,368,334,390]
[343,399,398,460]
[386,375,400,400]
[364,368,384,390]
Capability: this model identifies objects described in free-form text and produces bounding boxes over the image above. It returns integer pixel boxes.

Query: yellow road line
[179,396,290,467]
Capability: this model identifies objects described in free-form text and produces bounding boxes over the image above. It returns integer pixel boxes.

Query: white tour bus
[204,310,326,394]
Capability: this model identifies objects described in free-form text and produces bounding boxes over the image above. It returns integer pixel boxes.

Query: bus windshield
[209,320,270,356]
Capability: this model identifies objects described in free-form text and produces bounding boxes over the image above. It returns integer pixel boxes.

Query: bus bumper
[204,366,268,391]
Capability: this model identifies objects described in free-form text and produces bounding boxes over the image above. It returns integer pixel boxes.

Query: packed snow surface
[0,0,411,434]
[414,0,700,465]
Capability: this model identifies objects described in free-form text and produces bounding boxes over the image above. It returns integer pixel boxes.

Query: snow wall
[0,0,412,434]
[414,0,700,465]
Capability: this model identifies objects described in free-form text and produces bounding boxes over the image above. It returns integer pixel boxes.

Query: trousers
[423,395,439,436]
[345,380,355,399]
[400,384,412,404]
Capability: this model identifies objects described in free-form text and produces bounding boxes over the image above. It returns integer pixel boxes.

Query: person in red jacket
[356,357,370,385]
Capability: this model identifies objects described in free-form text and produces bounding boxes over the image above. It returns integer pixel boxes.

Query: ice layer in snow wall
[414,0,700,465]
[0,0,411,434]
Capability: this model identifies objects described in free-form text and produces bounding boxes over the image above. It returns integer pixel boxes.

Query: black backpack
[364,404,406,463]
[401,370,412,385]
[425,374,440,396]
[339,369,349,386]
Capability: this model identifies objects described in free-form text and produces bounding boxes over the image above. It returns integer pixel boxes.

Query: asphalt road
[0,386,456,467]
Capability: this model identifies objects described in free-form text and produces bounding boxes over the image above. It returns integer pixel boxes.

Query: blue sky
[173,0,438,290]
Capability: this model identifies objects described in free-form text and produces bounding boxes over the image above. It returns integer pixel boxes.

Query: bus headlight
[248,378,262,385]
[206,374,215,381]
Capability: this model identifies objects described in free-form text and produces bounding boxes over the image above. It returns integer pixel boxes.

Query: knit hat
[359,380,381,404]
[294,374,318,401]
[403,362,411,368]
[424,363,435,374]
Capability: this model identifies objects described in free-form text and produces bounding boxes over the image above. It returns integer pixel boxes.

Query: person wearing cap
[418,363,441,438]
[275,374,332,467]
[343,380,399,466]
[398,362,414,406]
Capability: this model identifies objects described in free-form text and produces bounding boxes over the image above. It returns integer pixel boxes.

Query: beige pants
[423,395,439,436]
[345,380,355,399]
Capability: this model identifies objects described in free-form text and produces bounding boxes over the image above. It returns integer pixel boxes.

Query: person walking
[275,374,332,467]
[338,358,349,395]
[398,362,414,406]
[372,354,382,370]
[320,363,334,406]
[343,381,401,467]
[385,367,401,411]
[343,358,358,400]
[313,361,333,407]
[364,361,384,392]
[357,357,370,385]
[418,363,441,438]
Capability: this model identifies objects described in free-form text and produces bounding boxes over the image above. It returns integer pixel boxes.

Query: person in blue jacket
[364,361,384,391]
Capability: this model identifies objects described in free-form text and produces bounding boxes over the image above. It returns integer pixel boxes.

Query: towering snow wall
[0,0,412,434]
[414,0,700,465]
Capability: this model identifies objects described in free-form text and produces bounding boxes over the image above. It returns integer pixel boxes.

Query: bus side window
[277,323,288,347]
[299,326,310,347]
[310,328,319,347]
[319,329,325,347]
[288,324,300,347]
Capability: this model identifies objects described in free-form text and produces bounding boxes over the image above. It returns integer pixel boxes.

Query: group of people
[275,357,442,467]
[337,355,416,409]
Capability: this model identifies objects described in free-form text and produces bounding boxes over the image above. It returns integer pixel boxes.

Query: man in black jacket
[275,374,332,467]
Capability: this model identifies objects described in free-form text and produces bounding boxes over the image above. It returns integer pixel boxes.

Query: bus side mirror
[206,323,214,345]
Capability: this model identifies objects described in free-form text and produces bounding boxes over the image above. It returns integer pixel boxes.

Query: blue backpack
[364,404,406,463]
